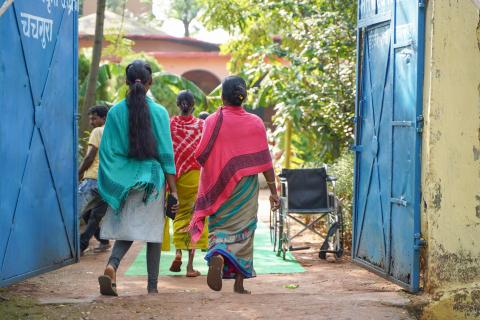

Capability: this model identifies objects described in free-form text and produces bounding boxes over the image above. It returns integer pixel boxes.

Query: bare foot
[233,284,252,294]
[234,287,251,294]
[234,274,251,294]
[104,265,116,283]
[186,270,201,277]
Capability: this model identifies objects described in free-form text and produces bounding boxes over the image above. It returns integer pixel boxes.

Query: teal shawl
[98,97,176,211]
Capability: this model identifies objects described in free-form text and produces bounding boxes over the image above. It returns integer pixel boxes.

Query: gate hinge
[416,115,424,133]
[351,144,363,152]
[414,233,427,250]
[418,0,426,8]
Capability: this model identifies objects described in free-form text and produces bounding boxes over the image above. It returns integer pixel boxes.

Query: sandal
[98,275,118,296]
[207,255,224,291]
[98,265,118,296]
[169,256,182,272]
[186,270,201,277]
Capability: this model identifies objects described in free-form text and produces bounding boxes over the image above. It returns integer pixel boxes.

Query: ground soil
[0,191,420,320]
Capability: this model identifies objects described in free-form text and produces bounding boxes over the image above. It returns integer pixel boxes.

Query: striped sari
[205,175,259,279]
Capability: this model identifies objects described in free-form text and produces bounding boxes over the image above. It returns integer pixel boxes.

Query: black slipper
[98,275,118,296]
[207,255,224,291]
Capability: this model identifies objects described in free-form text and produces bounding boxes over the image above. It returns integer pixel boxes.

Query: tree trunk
[183,20,190,37]
[81,0,107,135]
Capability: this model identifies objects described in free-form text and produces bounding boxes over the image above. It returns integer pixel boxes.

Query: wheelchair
[270,167,344,260]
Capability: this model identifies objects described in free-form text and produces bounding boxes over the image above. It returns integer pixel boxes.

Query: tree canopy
[168,0,201,37]
[200,0,357,163]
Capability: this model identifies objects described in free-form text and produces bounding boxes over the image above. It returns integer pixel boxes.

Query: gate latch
[391,197,408,207]
[414,233,427,250]
[416,115,424,133]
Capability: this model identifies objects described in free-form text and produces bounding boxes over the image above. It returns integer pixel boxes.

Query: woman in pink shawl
[189,76,280,294]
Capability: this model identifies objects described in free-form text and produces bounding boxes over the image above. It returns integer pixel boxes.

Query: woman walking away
[168,91,208,277]
[189,76,281,294]
[97,60,178,296]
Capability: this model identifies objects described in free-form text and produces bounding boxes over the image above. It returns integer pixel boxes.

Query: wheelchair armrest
[326,175,337,182]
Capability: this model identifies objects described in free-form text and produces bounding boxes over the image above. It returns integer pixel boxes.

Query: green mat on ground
[125,221,305,276]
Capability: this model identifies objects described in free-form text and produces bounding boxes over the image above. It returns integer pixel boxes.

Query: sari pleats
[205,175,259,279]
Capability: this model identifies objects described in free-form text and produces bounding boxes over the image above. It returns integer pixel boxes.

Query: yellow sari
[162,170,208,250]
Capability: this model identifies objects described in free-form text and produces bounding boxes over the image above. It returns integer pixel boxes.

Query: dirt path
[0,191,416,319]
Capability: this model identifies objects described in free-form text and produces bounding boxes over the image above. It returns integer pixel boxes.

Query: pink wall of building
[79,36,230,89]
[152,52,230,82]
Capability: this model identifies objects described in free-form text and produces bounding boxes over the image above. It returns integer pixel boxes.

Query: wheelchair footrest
[288,246,310,251]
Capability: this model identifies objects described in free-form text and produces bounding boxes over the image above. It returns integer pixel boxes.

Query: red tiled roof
[78,33,220,51]
[149,51,230,58]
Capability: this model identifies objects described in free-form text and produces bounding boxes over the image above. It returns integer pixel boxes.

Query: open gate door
[0,1,78,287]
[353,0,426,292]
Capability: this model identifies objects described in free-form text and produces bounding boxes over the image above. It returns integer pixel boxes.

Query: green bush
[330,150,354,248]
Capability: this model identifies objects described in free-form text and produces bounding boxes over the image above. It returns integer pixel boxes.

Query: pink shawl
[189,106,273,242]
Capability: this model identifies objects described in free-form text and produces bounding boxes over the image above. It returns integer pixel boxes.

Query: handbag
[165,193,178,220]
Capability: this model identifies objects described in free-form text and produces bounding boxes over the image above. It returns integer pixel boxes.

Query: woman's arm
[165,173,179,213]
[263,168,280,210]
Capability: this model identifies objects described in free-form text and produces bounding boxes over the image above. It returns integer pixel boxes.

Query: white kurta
[101,189,165,243]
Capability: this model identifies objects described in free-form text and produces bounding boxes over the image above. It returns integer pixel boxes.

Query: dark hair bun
[177,90,195,113]
[222,76,247,106]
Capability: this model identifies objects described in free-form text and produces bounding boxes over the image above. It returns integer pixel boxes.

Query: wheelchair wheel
[320,199,345,259]
[334,203,345,258]
[278,198,289,260]
[269,209,277,251]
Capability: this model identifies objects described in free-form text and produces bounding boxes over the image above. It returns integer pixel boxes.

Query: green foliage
[106,0,126,13]
[169,0,201,22]
[329,150,354,237]
[151,71,208,115]
[200,0,357,163]
[204,83,222,112]
[78,52,91,108]
[329,150,354,214]
[78,51,208,117]
[103,29,135,58]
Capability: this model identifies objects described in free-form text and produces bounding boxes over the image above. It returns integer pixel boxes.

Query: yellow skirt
[162,170,208,250]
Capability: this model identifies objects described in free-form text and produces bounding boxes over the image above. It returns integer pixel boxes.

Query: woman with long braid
[97,60,178,296]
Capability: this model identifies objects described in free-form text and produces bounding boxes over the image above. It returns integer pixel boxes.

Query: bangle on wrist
[266,180,276,185]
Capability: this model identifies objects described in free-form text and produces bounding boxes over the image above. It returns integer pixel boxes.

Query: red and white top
[170,115,204,178]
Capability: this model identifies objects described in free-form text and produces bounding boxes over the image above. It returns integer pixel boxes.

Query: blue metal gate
[353,0,425,292]
[0,0,78,287]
